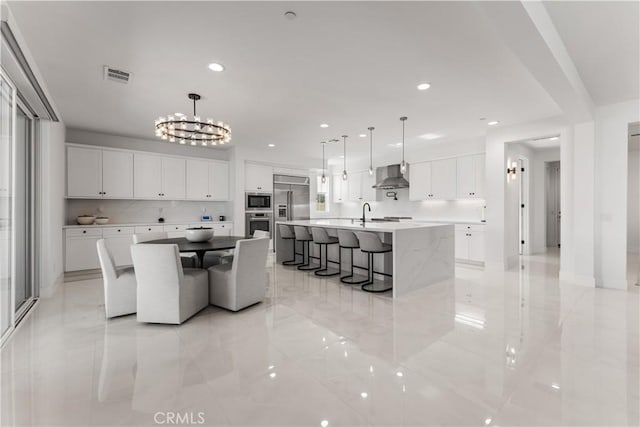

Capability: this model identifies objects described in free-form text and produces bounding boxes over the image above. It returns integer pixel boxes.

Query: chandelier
[155,93,231,146]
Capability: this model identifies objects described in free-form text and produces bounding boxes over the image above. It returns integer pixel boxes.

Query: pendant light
[342,135,348,181]
[400,116,407,175]
[368,126,375,176]
[321,141,327,184]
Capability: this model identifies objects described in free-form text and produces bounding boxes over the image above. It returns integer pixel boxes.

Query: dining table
[144,236,246,268]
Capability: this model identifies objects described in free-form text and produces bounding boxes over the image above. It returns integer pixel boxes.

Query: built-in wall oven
[245,211,272,238]
[245,192,272,211]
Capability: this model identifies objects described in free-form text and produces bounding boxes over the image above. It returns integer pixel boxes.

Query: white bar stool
[279,224,303,266]
[356,231,393,293]
[337,230,368,285]
[311,227,339,277]
[294,226,321,271]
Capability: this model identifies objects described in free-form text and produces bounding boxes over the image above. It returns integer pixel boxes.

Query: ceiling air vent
[103,66,132,84]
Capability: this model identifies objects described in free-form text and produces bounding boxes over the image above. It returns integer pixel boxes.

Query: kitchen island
[275,219,454,297]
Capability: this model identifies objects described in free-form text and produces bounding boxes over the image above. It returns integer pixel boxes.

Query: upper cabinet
[245,163,273,192]
[66,144,229,201]
[456,154,485,199]
[67,146,133,199]
[347,171,376,202]
[409,155,483,201]
[186,159,229,201]
[332,174,347,203]
[134,154,185,199]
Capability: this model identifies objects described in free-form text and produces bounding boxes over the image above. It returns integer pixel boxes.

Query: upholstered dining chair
[97,239,137,318]
[130,244,208,324]
[207,237,270,311]
[132,231,197,268]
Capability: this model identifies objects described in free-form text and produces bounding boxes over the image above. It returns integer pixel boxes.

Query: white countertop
[63,221,232,229]
[276,219,451,232]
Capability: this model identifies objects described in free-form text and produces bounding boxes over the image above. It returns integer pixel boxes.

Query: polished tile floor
[1,252,639,426]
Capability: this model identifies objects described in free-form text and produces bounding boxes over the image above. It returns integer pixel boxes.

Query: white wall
[628,150,639,254]
[38,120,65,296]
[594,100,640,289]
[66,128,230,161]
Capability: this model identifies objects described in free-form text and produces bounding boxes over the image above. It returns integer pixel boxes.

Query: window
[316,175,330,212]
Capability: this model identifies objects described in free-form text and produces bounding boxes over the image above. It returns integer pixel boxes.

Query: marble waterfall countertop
[276,219,451,233]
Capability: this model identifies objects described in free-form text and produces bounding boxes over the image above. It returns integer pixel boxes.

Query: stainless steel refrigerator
[273,175,310,223]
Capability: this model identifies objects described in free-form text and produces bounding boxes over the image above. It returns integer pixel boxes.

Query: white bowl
[77,216,96,225]
[95,218,109,225]
[185,227,214,242]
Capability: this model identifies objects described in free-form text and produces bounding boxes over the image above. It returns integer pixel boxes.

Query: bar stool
[337,230,368,285]
[356,231,393,293]
[311,227,339,277]
[279,224,303,266]
[294,226,321,271]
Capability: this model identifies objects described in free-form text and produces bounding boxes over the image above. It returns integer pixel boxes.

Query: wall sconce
[506,162,518,178]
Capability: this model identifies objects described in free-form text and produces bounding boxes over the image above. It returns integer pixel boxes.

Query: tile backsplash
[66,199,232,225]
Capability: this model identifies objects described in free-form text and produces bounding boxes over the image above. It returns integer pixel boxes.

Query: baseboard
[39,272,63,298]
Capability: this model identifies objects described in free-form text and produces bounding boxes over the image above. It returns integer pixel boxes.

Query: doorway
[546,161,561,249]
[627,122,640,287]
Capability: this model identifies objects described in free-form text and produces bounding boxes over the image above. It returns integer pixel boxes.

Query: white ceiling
[521,136,560,151]
[544,1,640,106]
[7,1,630,165]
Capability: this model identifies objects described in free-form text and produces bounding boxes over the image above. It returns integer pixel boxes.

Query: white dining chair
[97,239,137,319]
[207,237,270,311]
[132,231,197,268]
[130,244,209,324]
[215,229,270,266]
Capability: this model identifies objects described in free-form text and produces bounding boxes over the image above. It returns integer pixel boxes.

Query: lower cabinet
[64,222,234,272]
[65,228,102,272]
[454,224,485,263]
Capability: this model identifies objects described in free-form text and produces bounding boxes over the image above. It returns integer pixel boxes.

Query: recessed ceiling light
[284,11,297,20]
[417,83,431,91]
[487,120,499,126]
[268,144,275,147]
[320,123,329,128]
[550,136,559,141]
[208,63,225,72]
[175,112,185,117]
[339,155,344,158]
[359,134,367,138]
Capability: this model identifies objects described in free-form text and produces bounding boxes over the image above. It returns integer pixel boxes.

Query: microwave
[246,192,272,210]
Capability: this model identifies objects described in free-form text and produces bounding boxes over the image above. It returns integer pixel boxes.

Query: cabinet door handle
[148,228,151,231]
[117,229,121,232]
[82,230,87,234]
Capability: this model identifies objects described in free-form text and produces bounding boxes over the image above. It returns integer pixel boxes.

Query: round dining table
[144,236,246,268]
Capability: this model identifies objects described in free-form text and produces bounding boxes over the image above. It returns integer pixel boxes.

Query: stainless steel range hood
[372,164,409,189]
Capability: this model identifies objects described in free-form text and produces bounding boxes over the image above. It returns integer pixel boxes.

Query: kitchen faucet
[361,202,371,223]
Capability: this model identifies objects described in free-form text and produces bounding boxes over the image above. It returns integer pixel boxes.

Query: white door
[348,172,363,201]
[454,230,468,259]
[409,161,432,201]
[546,161,561,248]
[134,153,162,199]
[245,164,273,192]
[67,146,102,198]
[209,162,229,201]
[186,159,210,200]
[161,157,186,199]
[431,158,457,199]
[456,155,475,199]
[468,231,485,262]
[102,150,133,199]
[473,154,485,198]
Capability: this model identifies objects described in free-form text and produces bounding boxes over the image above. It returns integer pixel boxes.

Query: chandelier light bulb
[400,160,407,175]
[342,170,348,181]
[321,174,326,184]
[368,166,374,176]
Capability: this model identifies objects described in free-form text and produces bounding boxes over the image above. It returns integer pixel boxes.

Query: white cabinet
[102,150,133,199]
[454,224,485,263]
[185,160,229,201]
[346,171,376,202]
[186,160,210,200]
[65,228,102,271]
[134,154,185,199]
[245,164,273,192]
[103,227,134,266]
[67,146,133,199]
[67,146,102,198]
[212,223,233,237]
[332,174,347,203]
[431,158,457,200]
[409,161,432,201]
[457,154,485,199]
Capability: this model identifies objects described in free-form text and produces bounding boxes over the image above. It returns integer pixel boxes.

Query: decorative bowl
[185,227,214,242]
[95,217,110,225]
[77,215,96,225]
